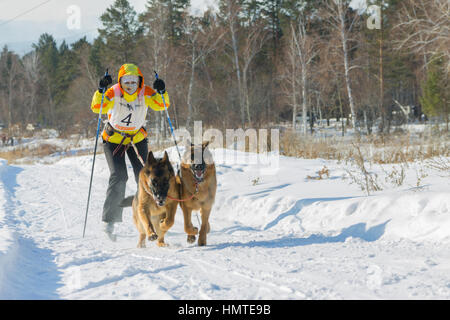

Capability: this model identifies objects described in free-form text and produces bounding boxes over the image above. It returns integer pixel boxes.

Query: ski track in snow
[1,150,450,299]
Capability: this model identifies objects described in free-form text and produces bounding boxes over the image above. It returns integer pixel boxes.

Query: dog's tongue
[195,170,203,179]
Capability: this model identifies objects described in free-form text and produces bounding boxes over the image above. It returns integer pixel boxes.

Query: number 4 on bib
[121,113,132,126]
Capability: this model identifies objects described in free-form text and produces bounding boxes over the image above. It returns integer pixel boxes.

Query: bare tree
[23,51,41,124]
[290,17,318,135]
[183,14,225,129]
[139,1,171,142]
[222,0,245,126]
[0,47,23,130]
[281,27,299,130]
[241,21,268,125]
[394,0,450,74]
[321,0,361,130]
[315,33,349,136]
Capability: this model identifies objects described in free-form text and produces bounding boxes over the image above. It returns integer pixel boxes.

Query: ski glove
[98,74,113,94]
[153,79,166,94]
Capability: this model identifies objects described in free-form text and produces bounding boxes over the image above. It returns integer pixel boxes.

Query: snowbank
[0,159,18,298]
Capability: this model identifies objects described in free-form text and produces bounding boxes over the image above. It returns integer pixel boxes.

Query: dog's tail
[119,196,134,207]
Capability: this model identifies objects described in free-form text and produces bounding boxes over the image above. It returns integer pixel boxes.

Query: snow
[0,138,450,299]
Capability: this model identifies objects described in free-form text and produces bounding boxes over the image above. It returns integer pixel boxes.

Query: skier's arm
[91,88,115,114]
[144,86,170,111]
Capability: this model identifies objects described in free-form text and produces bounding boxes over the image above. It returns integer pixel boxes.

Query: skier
[91,63,170,241]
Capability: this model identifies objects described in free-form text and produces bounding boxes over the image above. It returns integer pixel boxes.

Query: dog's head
[143,151,174,207]
[181,140,213,183]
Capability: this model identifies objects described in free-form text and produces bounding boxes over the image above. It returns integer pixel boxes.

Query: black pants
[102,139,148,223]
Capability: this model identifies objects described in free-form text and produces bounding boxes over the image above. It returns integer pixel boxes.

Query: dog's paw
[198,236,207,246]
[157,241,168,247]
[185,226,198,236]
[137,242,146,248]
[148,233,158,241]
[187,235,196,243]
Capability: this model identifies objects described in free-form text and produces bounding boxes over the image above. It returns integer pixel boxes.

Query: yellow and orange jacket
[90,63,170,145]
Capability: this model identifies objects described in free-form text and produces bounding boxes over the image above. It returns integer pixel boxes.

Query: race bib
[108,85,147,132]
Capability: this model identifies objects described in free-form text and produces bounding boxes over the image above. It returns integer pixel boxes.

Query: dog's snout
[194,164,205,170]
[153,193,166,207]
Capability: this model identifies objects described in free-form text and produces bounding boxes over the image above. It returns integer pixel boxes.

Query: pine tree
[54,41,79,106]
[0,46,23,129]
[420,57,448,130]
[51,41,81,130]
[165,0,189,42]
[98,0,144,64]
[89,38,108,77]
[32,33,59,77]
[32,33,60,126]
[141,0,188,43]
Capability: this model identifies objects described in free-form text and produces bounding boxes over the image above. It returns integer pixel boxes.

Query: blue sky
[1,0,364,56]
[0,0,217,55]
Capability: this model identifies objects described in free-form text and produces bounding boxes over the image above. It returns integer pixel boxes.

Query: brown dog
[178,141,217,246]
[120,150,180,248]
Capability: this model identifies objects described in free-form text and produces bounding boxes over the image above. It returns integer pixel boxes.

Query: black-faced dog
[121,151,180,247]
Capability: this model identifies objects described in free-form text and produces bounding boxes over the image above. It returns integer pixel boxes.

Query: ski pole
[83,69,109,238]
[154,71,182,163]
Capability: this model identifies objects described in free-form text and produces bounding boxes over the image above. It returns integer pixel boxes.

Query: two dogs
[120,141,216,248]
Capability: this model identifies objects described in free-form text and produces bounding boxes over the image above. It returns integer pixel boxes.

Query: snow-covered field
[0,137,449,300]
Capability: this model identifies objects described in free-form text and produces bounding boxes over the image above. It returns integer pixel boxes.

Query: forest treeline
[0,0,448,138]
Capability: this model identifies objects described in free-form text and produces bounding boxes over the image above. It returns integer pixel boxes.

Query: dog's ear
[162,150,169,163]
[181,162,191,169]
[147,151,156,165]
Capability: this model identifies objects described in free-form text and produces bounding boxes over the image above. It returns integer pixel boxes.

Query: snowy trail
[1,150,450,299]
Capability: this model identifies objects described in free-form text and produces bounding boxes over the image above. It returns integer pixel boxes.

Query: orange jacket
[91,63,170,145]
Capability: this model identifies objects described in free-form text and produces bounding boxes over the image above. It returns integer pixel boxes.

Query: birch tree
[183,15,225,129]
[22,51,40,124]
[290,17,317,135]
[220,0,245,126]
[139,0,171,141]
[321,0,360,130]
[394,0,449,75]
[241,21,268,125]
[283,28,299,130]
[0,47,23,130]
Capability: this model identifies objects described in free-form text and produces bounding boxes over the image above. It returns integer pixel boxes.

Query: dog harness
[106,123,145,165]
[166,182,199,202]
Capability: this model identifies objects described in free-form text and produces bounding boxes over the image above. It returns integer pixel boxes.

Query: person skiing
[91,63,169,241]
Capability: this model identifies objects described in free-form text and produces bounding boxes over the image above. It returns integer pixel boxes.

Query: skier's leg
[102,141,128,226]
[127,138,148,184]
